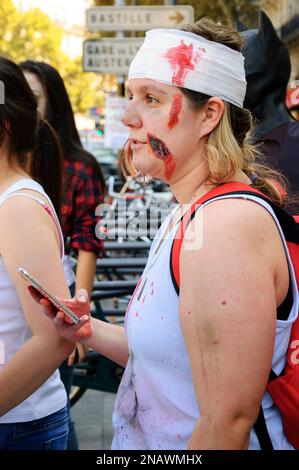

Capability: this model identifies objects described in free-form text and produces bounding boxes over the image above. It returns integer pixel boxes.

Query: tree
[0,0,63,63]
[0,0,106,113]
[178,0,259,28]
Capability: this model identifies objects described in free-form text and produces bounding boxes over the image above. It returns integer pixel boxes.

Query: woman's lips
[130,139,147,151]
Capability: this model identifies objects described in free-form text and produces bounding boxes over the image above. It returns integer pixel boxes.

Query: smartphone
[18,267,80,324]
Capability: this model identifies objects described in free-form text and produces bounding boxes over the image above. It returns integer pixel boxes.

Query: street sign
[86,6,194,32]
[83,38,143,75]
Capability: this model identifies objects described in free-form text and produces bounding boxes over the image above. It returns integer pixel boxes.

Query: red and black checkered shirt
[61,159,104,256]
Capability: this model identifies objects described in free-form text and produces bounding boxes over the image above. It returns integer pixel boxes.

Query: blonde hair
[121,17,287,207]
[206,101,286,205]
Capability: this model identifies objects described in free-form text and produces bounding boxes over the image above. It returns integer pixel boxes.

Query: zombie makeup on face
[148,134,170,159]
[168,94,183,129]
[147,133,176,180]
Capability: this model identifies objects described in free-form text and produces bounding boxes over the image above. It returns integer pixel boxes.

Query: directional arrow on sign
[169,11,184,25]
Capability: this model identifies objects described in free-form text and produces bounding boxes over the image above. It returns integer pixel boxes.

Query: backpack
[170,182,299,449]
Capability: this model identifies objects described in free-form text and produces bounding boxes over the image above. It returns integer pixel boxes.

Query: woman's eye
[127,95,133,101]
[146,95,158,104]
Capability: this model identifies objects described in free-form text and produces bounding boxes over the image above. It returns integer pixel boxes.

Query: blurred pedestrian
[0,57,73,450]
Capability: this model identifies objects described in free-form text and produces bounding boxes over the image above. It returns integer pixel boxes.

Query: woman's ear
[199,97,225,138]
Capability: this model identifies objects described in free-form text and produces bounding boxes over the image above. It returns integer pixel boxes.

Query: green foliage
[0,0,63,63]
[0,0,103,113]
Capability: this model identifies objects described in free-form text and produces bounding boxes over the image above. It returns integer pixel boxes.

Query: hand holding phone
[18,267,80,324]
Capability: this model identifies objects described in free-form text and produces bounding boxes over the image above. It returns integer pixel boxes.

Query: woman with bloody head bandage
[31,18,298,450]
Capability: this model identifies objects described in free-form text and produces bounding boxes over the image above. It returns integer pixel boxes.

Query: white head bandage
[129,29,246,108]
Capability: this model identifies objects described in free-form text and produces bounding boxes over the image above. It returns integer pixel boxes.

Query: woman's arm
[75,249,97,298]
[87,317,129,367]
[0,196,74,416]
[179,198,288,449]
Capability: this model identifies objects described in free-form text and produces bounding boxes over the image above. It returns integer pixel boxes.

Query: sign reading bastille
[86,6,194,32]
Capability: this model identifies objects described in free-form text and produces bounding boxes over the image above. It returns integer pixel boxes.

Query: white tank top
[112,194,298,450]
[0,179,67,423]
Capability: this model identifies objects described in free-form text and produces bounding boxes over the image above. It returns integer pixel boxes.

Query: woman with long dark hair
[20,60,105,449]
[0,57,73,450]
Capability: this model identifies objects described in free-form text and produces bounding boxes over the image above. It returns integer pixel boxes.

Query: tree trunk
[217,0,234,27]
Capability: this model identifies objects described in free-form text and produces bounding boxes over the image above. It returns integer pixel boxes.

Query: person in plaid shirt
[62,159,104,264]
[21,60,105,450]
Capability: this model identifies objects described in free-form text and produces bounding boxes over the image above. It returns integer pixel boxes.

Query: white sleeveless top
[0,179,67,423]
[112,194,298,450]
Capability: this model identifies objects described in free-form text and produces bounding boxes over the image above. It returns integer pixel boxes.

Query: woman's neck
[170,164,211,205]
[0,152,29,194]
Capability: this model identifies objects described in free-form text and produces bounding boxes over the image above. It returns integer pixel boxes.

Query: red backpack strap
[170,182,266,295]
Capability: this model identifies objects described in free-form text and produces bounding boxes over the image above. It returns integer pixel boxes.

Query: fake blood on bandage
[148,134,176,180]
[164,40,206,87]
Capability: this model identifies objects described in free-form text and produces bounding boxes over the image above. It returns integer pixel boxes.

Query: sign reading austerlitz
[87,6,194,32]
[83,39,143,74]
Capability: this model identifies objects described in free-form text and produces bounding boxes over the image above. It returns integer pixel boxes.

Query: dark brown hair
[20,60,106,194]
[0,57,63,219]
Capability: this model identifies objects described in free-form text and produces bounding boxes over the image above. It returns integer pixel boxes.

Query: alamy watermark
[95,199,204,251]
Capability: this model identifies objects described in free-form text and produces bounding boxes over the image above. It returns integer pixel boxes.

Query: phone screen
[18,267,80,324]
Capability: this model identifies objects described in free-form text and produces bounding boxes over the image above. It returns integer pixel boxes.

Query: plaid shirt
[61,159,104,256]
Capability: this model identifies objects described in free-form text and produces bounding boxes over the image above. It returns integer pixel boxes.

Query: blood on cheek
[147,134,176,180]
[168,94,182,129]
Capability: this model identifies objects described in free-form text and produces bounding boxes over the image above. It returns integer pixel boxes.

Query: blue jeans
[0,406,68,450]
[59,360,79,450]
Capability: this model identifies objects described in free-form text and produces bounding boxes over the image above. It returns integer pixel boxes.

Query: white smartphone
[18,267,80,324]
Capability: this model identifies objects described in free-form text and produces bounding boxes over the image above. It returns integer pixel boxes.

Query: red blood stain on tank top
[168,94,182,129]
[164,41,206,87]
[147,133,176,181]
[150,282,154,296]
[125,276,143,326]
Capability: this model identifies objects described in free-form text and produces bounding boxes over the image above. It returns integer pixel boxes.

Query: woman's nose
[121,107,142,128]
